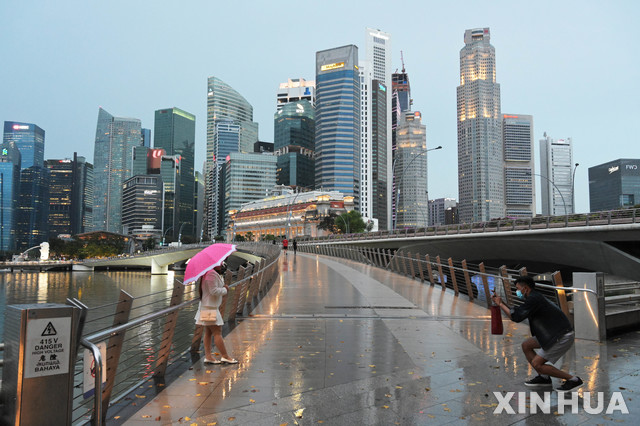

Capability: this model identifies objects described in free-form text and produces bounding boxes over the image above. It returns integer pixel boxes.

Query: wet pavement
[121,253,640,425]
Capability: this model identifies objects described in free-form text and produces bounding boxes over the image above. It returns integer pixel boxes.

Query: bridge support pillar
[151,259,169,275]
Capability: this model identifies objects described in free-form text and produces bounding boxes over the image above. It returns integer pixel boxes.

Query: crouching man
[492,275,583,392]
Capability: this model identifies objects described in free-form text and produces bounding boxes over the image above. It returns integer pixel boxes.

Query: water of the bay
[0,269,195,337]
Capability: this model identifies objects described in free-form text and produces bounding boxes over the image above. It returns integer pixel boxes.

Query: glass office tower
[589,159,640,212]
[205,76,258,238]
[92,107,142,233]
[223,153,277,235]
[503,114,535,218]
[0,142,21,253]
[457,28,503,223]
[540,134,574,215]
[45,159,74,238]
[315,45,361,207]
[395,111,428,228]
[274,100,315,190]
[154,107,196,239]
[4,121,48,250]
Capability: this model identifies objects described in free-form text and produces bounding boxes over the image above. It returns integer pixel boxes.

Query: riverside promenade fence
[0,242,281,425]
[301,207,640,243]
[298,243,570,315]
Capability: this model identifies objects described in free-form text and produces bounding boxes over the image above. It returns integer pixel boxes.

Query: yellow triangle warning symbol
[41,322,58,336]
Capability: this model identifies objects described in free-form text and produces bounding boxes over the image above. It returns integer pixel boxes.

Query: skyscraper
[0,142,21,253]
[370,80,388,229]
[92,107,142,233]
[391,62,412,227]
[72,153,93,235]
[276,78,315,112]
[4,121,48,250]
[45,158,74,238]
[395,111,428,228]
[154,107,196,239]
[540,134,574,215]
[274,100,315,190]
[361,28,392,228]
[589,159,640,212]
[315,45,361,206]
[205,76,258,238]
[457,28,503,223]
[223,152,277,235]
[503,114,535,218]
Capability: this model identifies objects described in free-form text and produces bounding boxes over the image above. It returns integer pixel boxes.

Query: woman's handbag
[198,307,218,322]
[490,303,504,335]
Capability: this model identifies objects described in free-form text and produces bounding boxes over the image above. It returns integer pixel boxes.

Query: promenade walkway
[120,253,639,425]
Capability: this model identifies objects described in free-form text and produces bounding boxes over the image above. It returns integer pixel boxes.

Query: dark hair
[514,275,536,290]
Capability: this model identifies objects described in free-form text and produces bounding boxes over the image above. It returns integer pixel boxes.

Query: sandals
[220,356,238,364]
[204,357,222,364]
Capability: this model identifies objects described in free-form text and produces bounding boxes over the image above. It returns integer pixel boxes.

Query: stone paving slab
[118,253,640,425]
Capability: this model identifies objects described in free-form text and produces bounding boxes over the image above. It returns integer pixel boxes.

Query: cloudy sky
[1,0,637,213]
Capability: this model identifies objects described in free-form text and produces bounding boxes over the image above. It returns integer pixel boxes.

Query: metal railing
[59,243,281,425]
[297,243,571,314]
[300,207,640,244]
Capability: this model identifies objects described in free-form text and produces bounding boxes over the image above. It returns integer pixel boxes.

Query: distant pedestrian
[492,275,582,391]
[195,263,238,365]
[282,238,288,252]
[293,239,297,253]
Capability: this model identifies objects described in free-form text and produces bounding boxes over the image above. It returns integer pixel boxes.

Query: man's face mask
[516,289,525,299]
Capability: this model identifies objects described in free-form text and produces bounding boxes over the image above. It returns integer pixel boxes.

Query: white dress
[194,269,227,326]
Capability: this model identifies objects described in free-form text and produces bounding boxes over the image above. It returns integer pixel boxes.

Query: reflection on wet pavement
[122,253,640,425]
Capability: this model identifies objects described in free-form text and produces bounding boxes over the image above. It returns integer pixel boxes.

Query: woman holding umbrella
[185,243,239,365]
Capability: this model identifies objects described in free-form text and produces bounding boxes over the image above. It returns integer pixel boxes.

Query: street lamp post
[571,163,580,214]
[286,190,302,240]
[393,145,442,230]
[162,226,174,247]
[535,173,568,216]
[177,222,186,246]
[336,213,350,234]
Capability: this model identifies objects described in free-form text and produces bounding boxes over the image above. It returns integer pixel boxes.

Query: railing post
[408,252,416,279]
[447,257,459,296]
[552,271,571,319]
[100,290,134,424]
[425,254,435,286]
[416,252,424,283]
[155,282,185,377]
[394,250,402,273]
[435,256,446,291]
[376,248,383,268]
[519,267,528,277]
[478,263,492,308]
[401,252,409,276]
[499,266,513,306]
[461,260,474,301]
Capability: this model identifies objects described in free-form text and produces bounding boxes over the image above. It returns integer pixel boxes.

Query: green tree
[262,234,276,241]
[335,210,366,234]
[317,213,338,233]
[234,234,246,242]
[245,231,254,241]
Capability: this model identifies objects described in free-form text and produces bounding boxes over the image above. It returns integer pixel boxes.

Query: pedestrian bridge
[79,244,208,274]
[304,208,640,281]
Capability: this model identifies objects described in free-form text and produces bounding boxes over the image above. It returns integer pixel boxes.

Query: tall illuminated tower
[315,45,360,206]
[457,28,503,223]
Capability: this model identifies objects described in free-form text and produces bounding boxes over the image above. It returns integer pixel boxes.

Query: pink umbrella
[183,243,236,285]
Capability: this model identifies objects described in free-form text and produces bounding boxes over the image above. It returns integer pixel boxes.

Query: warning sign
[24,317,71,379]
